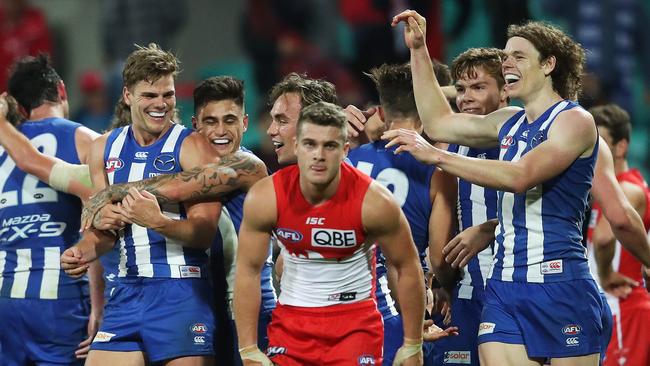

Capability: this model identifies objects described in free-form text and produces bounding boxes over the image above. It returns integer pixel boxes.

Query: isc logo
[105,158,124,173]
[276,228,303,243]
[311,228,356,248]
[305,217,325,225]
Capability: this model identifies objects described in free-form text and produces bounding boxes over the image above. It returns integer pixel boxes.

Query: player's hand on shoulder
[383,128,438,165]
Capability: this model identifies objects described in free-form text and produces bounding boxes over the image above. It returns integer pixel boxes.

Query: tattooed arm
[82,150,268,229]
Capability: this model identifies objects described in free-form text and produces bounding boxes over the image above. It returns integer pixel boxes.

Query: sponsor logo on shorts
[566,337,579,346]
[180,265,202,278]
[328,291,357,302]
[444,351,471,364]
[92,331,116,343]
[562,324,582,335]
[267,346,287,357]
[311,228,357,248]
[134,151,148,160]
[193,336,205,345]
[105,158,124,173]
[358,355,376,365]
[478,322,496,336]
[541,259,563,275]
[191,323,208,334]
[275,228,303,243]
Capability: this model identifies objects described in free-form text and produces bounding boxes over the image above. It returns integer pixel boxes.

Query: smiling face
[268,92,302,165]
[193,99,247,157]
[123,73,176,139]
[502,36,550,101]
[295,121,349,188]
[455,66,506,116]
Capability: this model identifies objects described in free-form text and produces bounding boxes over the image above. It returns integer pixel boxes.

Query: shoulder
[362,181,401,232]
[179,131,218,169]
[242,176,277,227]
[548,106,597,149]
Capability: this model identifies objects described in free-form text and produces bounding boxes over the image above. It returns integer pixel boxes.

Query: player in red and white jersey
[234,102,426,365]
[588,104,650,366]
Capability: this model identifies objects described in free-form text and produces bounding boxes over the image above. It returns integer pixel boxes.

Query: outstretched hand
[391,10,427,50]
[382,128,439,165]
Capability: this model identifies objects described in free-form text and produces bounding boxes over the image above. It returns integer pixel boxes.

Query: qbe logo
[444,351,471,364]
[105,158,124,173]
[566,337,579,346]
[358,355,376,365]
[311,228,357,248]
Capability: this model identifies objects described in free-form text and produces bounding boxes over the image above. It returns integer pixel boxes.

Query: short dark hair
[8,54,62,114]
[590,104,631,144]
[269,73,337,108]
[452,48,506,88]
[297,101,347,141]
[193,76,244,115]
[367,62,450,121]
[507,21,585,100]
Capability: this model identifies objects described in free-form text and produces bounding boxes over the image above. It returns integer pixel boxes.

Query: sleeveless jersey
[104,124,209,279]
[211,147,276,315]
[447,143,499,299]
[587,169,650,301]
[273,163,374,307]
[490,100,598,283]
[0,118,85,299]
[348,140,435,318]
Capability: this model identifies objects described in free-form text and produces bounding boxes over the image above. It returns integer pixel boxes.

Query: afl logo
[105,158,124,173]
[191,323,208,334]
[154,153,176,172]
[276,228,303,243]
[562,324,582,335]
[500,135,514,149]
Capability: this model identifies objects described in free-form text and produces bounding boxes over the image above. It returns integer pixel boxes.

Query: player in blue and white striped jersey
[0,55,102,365]
[347,62,458,365]
[432,48,508,366]
[190,76,276,365]
[79,44,222,366]
[389,11,604,365]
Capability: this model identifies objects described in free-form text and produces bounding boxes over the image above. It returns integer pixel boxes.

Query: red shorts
[604,292,650,366]
[265,298,384,365]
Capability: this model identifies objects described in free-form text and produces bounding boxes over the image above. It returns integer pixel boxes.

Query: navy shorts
[0,296,89,365]
[90,278,215,362]
[478,279,604,359]
[433,286,484,366]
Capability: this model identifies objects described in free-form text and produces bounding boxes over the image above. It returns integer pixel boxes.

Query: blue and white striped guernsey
[348,140,436,319]
[0,118,86,299]
[447,143,499,299]
[104,124,209,279]
[490,100,597,283]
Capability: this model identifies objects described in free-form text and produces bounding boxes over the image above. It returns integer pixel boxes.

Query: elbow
[509,178,530,194]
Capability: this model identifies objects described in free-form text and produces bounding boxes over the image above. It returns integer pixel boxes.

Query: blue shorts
[382,314,404,365]
[0,296,89,365]
[479,279,604,359]
[90,278,215,362]
[432,286,484,366]
[599,292,612,365]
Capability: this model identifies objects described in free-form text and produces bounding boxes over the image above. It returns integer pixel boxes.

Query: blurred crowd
[1,0,649,171]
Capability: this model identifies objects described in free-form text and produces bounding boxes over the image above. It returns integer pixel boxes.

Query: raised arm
[391,10,517,148]
[592,140,650,267]
[363,181,425,365]
[81,149,267,229]
[234,177,276,365]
